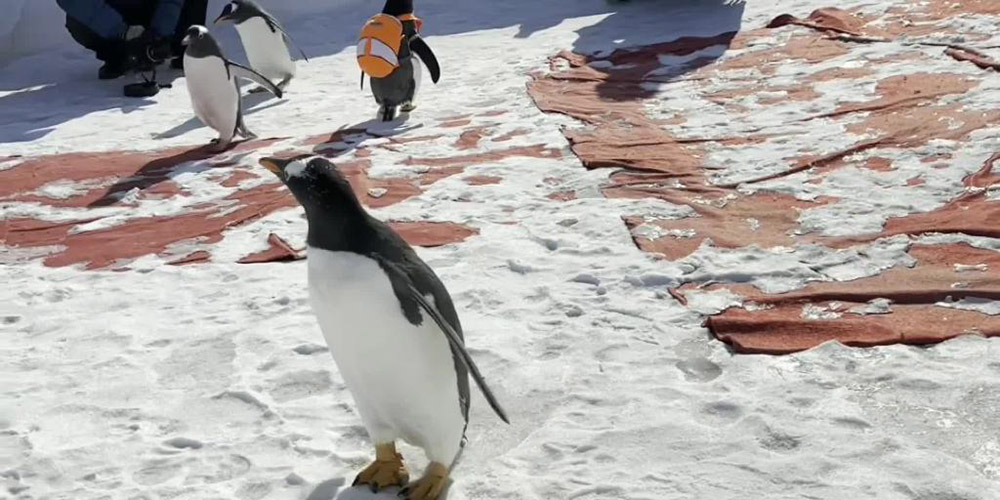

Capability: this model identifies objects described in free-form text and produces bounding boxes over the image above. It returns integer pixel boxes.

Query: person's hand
[125,32,174,73]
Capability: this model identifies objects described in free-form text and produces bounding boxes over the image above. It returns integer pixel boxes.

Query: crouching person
[56,0,208,79]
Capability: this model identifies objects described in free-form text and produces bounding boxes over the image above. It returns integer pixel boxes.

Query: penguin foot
[353,443,409,493]
[398,462,448,500]
[208,139,230,153]
[379,105,398,122]
[400,101,417,112]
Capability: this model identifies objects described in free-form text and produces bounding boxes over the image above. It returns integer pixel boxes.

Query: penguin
[359,0,441,121]
[257,155,508,500]
[214,0,308,92]
[181,25,282,152]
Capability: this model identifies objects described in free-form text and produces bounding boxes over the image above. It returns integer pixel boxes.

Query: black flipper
[360,72,365,90]
[226,60,283,98]
[409,35,440,84]
[264,15,310,62]
[372,255,510,424]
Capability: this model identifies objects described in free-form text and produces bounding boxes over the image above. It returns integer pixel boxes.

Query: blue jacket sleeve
[151,0,185,38]
[56,0,128,39]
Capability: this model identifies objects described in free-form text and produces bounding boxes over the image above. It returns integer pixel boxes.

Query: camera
[123,38,174,98]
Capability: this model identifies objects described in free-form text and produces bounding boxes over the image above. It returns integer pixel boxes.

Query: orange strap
[397,13,423,32]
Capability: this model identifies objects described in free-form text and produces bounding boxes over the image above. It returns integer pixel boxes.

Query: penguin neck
[304,204,373,254]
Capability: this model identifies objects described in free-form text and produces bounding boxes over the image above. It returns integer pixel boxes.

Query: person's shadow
[0,59,185,144]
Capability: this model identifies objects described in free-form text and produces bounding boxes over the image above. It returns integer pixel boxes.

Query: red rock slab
[565,127,703,177]
[169,251,212,266]
[238,233,304,264]
[455,126,493,150]
[767,8,866,36]
[825,153,1000,245]
[692,243,1000,353]
[622,193,834,260]
[388,221,478,247]
[0,140,282,209]
[387,134,445,145]
[709,304,1000,354]
[301,128,369,147]
[870,191,1000,241]
[2,183,294,269]
[402,144,561,167]
[547,191,577,201]
[464,175,502,186]
[713,35,849,75]
[864,157,894,172]
[439,119,472,128]
[825,73,977,120]
[964,152,1000,189]
[491,128,531,143]
[945,47,1000,72]
[220,169,262,188]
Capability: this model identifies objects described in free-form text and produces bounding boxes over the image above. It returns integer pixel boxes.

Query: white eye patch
[285,160,308,178]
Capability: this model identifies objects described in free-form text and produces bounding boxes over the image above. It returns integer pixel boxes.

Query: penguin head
[214,0,260,25]
[182,25,223,58]
[181,25,209,46]
[259,155,365,218]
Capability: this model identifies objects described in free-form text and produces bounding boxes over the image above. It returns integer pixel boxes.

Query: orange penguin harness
[357,13,424,78]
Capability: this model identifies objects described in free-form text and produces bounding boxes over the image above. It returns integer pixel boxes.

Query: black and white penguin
[359,0,440,121]
[181,25,282,152]
[258,155,508,500]
[214,0,308,91]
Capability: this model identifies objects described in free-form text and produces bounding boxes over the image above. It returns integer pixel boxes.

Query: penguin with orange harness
[357,0,440,122]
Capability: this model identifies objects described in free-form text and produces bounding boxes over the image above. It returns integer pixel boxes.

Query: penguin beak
[259,157,284,177]
[213,14,228,25]
[181,34,192,46]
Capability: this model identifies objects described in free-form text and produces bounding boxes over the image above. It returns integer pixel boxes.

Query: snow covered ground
[3,1,1000,499]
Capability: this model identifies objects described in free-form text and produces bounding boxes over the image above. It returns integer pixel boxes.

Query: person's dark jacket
[56,0,185,40]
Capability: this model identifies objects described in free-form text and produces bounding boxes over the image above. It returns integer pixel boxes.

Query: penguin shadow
[305,477,456,500]
[153,83,286,140]
[86,144,229,208]
[311,119,424,160]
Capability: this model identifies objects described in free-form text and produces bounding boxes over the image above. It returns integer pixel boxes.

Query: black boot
[98,57,129,80]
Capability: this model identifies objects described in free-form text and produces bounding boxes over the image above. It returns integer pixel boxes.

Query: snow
[3,1,1000,500]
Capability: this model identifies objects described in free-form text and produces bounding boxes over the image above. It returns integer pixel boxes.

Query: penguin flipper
[264,15,309,62]
[371,255,510,424]
[409,36,440,84]
[226,60,283,98]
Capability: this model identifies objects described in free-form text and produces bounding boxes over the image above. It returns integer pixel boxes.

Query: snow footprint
[675,357,722,382]
[266,370,333,403]
[702,401,743,421]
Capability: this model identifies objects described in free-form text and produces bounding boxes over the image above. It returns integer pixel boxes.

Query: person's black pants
[65,0,208,62]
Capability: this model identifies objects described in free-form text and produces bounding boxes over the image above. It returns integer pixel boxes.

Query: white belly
[236,18,295,81]
[308,248,465,463]
[183,54,238,140]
